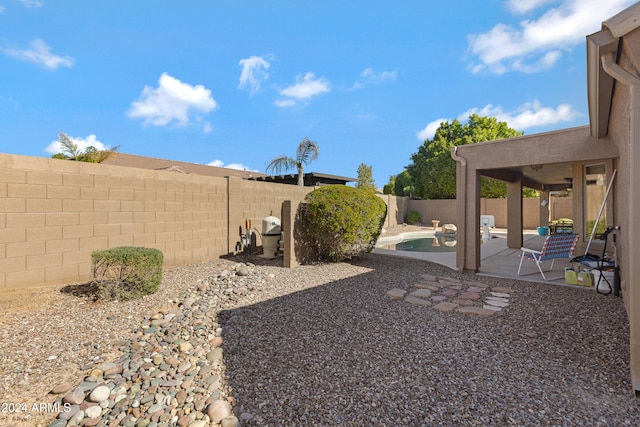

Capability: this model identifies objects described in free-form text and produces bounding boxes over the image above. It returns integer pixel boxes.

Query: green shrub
[91,247,163,301]
[405,210,421,225]
[305,185,387,262]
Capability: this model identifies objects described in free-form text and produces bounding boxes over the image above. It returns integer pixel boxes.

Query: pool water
[378,236,457,253]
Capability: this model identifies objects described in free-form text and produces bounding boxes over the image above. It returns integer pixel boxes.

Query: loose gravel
[0,251,638,426]
[221,255,639,426]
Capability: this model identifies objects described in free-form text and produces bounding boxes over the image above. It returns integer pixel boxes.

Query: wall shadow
[217,255,635,425]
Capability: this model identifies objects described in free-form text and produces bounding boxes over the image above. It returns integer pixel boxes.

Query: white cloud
[467,0,635,74]
[351,67,398,89]
[417,100,580,140]
[18,0,42,7]
[238,55,271,95]
[505,0,556,14]
[416,118,449,141]
[460,100,580,129]
[273,99,296,108]
[208,160,257,171]
[1,39,74,70]
[203,122,213,133]
[127,73,217,127]
[44,134,107,155]
[361,67,397,83]
[275,72,330,107]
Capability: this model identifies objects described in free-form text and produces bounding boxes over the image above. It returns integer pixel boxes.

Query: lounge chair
[518,233,579,280]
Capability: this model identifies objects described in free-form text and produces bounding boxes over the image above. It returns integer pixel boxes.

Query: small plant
[91,247,163,301]
[405,210,421,225]
[305,185,387,262]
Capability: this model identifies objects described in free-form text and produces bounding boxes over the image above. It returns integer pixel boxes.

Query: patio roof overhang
[453,126,619,191]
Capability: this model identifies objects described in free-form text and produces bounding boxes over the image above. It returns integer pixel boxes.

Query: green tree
[52,131,119,163]
[383,175,395,195]
[266,137,319,186]
[394,170,414,197]
[406,114,524,199]
[356,163,376,193]
[383,171,414,196]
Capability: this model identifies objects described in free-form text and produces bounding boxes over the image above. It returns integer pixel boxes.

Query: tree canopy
[404,114,536,199]
[383,170,413,197]
[266,137,319,186]
[356,163,376,193]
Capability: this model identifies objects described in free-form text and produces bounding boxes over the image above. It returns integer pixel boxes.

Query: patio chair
[517,233,579,280]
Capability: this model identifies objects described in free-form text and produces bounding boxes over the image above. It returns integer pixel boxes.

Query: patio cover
[452,125,618,273]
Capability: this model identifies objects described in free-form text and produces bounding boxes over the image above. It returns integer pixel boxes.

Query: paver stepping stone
[439,277,462,284]
[466,287,483,293]
[458,306,496,317]
[442,289,458,297]
[483,305,502,312]
[446,285,463,291]
[431,295,447,302]
[492,286,514,293]
[433,302,458,312]
[486,296,509,303]
[452,298,475,306]
[485,299,509,308]
[458,292,481,300]
[421,274,438,281]
[411,289,432,298]
[414,283,440,291]
[387,289,407,299]
[466,281,489,288]
[490,292,510,298]
[405,295,432,306]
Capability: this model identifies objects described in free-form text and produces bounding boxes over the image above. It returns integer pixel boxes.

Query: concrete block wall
[394,197,573,229]
[406,199,458,226]
[227,178,312,253]
[0,154,312,292]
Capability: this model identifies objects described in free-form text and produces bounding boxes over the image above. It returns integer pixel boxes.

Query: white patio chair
[517,234,579,280]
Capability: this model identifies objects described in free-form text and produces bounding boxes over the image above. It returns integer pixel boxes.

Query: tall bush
[305,185,387,262]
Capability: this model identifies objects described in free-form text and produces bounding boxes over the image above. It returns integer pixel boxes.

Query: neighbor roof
[250,172,356,186]
[103,153,264,179]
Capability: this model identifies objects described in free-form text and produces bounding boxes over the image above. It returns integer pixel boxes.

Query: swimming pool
[375,232,457,253]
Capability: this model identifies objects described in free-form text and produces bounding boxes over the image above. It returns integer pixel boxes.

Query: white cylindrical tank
[262,215,281,258]
[262,216,281,236]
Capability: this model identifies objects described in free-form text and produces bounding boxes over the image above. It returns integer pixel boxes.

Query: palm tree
[266,137,319,186]
[52,131,119,163]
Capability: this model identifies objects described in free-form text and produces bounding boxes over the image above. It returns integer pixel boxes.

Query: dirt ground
[0,223,430,317]
[0,284,64,317]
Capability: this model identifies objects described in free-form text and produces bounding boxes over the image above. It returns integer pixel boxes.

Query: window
[584,164,607,239]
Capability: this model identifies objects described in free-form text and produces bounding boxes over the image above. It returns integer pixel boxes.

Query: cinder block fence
[0,153,570,293]
[0,154,310,291]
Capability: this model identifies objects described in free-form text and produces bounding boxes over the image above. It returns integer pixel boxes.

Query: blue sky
[0,0,635,187]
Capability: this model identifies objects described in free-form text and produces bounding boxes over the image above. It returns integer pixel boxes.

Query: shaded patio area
[375,228,596,289]
[477,230,581,287]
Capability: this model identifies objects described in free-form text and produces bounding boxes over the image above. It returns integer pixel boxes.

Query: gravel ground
[0,234,638,426]
[221,255,639,426]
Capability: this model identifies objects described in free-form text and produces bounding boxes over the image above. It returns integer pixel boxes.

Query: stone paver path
[387,274,513,317]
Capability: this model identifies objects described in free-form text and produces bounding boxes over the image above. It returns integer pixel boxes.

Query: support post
[507,174,523,249]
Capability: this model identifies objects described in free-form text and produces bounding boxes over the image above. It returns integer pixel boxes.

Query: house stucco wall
[605,26,640,392]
